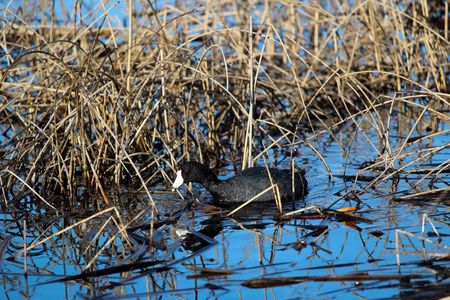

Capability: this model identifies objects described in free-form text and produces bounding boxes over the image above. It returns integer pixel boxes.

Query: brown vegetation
[2,0,449,209]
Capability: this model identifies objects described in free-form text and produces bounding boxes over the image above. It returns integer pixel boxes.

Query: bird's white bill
[172,169,184,190]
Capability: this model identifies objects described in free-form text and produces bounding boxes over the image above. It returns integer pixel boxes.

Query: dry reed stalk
[262,157,283,213]
[392,227,450,270]
[244,16,254,169]
[82,215,114,256]
[226,185,276,216]
[422,213,440,239]
[277,205,324,217]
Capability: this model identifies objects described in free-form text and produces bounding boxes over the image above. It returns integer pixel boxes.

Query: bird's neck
[198,169,222,191]
[200,168,220,182]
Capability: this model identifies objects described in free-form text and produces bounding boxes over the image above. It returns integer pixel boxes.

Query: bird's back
[209,167,307,203]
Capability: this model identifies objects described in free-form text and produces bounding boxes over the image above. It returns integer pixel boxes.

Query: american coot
[172,161,307,203]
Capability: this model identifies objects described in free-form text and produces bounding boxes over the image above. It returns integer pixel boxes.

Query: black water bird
[172,161,307,203]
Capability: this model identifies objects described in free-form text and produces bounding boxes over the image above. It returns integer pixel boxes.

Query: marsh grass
[1,0,450,293]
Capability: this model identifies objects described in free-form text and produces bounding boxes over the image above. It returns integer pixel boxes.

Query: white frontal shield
[172,169,184,189]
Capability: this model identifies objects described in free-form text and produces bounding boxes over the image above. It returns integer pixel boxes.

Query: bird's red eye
[184,169,188,173]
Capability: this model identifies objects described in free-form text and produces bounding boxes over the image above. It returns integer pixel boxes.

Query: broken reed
[0,0,449,209]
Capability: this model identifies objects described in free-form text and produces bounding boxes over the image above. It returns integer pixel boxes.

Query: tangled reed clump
[1,0,449,211]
